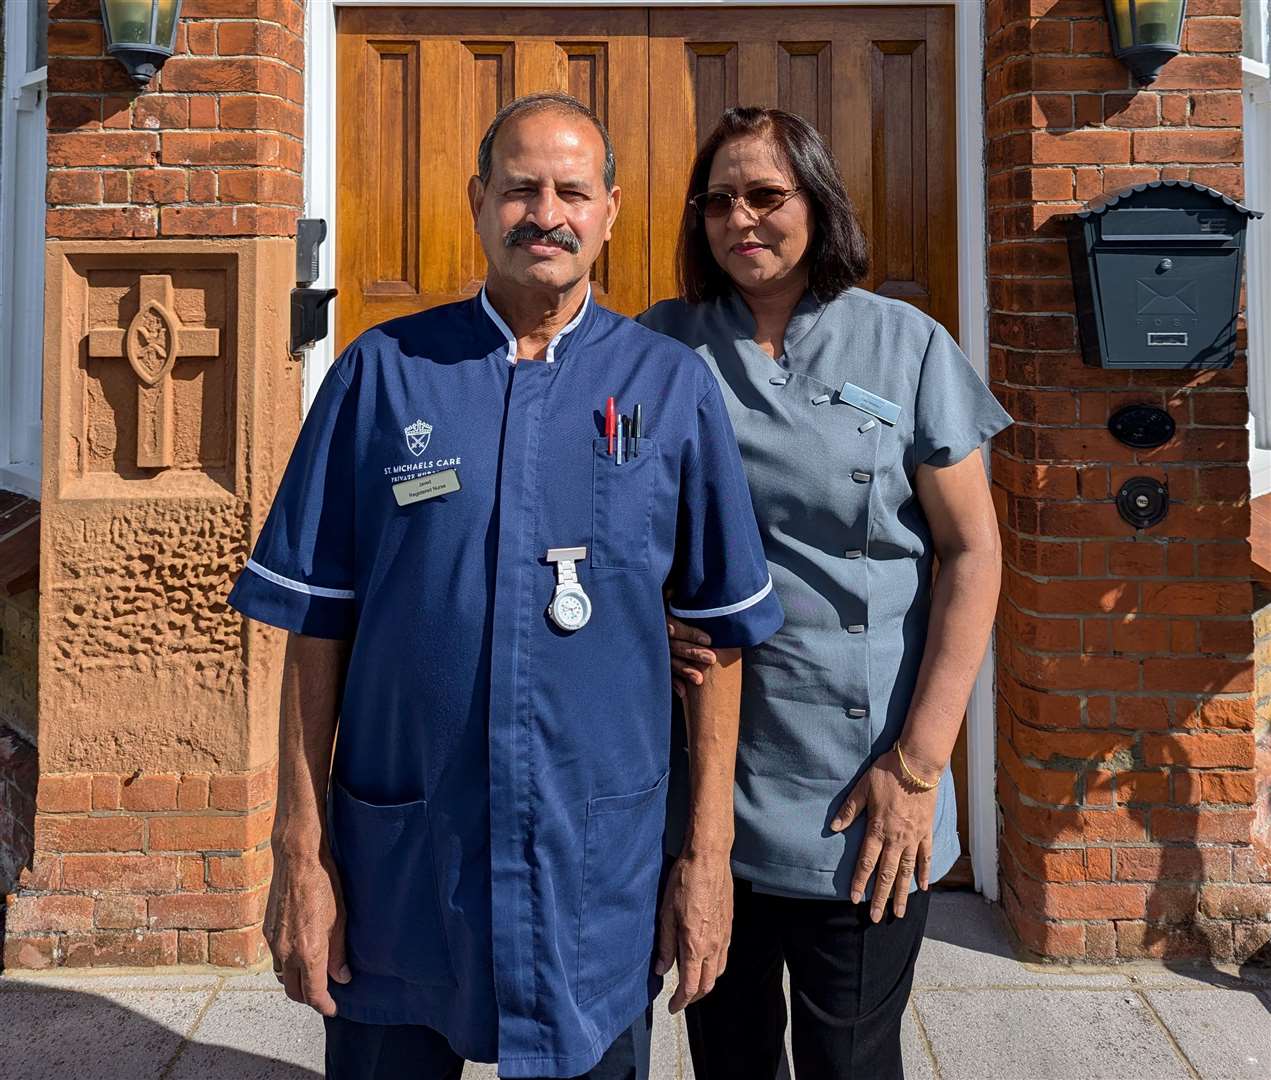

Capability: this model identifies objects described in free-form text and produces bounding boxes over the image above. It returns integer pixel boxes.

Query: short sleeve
[667,382,784,648]
[227,353,359,639]
[912,322,1014,467]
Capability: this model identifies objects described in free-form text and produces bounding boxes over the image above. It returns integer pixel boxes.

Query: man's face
[469,110,621,296]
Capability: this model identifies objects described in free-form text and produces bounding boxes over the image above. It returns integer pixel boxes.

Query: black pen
[633,404,642,457]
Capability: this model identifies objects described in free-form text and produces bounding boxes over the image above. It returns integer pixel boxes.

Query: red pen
[606,397,616,456]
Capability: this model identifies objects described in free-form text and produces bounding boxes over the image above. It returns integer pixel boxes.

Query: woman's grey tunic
[639,289,1013,899]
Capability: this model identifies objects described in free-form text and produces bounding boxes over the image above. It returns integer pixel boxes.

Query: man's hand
[654,852,733,1013]
[266,842,351,1017]
[667,615,718,700]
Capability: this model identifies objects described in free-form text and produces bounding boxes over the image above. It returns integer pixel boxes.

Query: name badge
[393,468,460,506]
[839,381,901,426]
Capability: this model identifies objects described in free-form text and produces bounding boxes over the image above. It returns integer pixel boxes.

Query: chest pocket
[591,436,657,570]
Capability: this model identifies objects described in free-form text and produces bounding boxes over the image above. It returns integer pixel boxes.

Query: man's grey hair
[476,92,617,192]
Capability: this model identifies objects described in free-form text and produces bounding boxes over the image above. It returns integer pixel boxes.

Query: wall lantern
[1068,180,1262,370]
[100,0,182,88]
[1104,0,1186,86]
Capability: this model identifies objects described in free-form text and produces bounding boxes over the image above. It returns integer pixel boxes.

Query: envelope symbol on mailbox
[1136,278,1198,316]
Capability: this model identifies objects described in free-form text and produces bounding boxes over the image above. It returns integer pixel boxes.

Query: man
[228,92,782,1080]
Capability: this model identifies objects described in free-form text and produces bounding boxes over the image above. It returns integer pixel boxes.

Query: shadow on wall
[0,726,37,897]
[922,888,1271,1010]
[0,982,322,1080]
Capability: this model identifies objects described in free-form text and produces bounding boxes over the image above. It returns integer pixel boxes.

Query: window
[0,0,48,498]
[1246,0,1271,498]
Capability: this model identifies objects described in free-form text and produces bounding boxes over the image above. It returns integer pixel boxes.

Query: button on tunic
[227,291,783,1077]
[639,288,1013,900]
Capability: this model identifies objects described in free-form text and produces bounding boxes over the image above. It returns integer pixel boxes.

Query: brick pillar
[2,0,305,969]
[985,0,1269,961]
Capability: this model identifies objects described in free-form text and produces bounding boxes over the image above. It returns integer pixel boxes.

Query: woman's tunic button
[844,549,863,559]
[769,376,788,386]
[846,707,868,719]
[811,393,831,405]
[847,624,866,634]
[859,419,877,433]
[851,470,872,483]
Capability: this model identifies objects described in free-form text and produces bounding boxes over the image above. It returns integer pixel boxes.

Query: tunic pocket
[329,779,454,986]
[591,437,657,570]
[576,771,669,1004]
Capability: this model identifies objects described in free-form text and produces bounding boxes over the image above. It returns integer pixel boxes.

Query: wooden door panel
[336,8,648,348]
[649,7,957,336]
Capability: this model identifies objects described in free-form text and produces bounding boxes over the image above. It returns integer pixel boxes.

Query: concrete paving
[1,893,1268,1080]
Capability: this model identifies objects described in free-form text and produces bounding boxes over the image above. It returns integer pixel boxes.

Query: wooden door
[649,7,957,333]
[335,8,649,349]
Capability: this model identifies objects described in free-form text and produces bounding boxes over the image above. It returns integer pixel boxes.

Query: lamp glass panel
[105,0,158,45]
[1133,0,1186,44]
[154,0,180,48]
[1110,0,1134,46]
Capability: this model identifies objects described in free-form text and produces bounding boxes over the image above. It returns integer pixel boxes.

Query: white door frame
[303,0,1000,900]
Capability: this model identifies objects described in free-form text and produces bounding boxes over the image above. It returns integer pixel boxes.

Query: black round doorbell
[1108,404,1175,449]
[1116,477,1169,529]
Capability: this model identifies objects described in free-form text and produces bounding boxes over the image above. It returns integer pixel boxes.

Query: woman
[638,108,1012,1079]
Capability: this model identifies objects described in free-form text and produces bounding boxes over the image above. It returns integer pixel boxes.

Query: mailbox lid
[1097,206,1242,243]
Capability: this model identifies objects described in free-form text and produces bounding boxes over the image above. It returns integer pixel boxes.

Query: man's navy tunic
[227,290,783,1078]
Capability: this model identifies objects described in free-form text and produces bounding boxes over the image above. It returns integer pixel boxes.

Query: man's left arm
[655,646,742,1013]
[656,376,784,1011]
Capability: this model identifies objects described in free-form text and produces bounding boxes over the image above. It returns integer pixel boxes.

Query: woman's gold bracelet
[894,742,940,790]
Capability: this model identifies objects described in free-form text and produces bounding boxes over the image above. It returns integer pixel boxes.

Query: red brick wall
[985,0,1269,960]
[45,0,304,240]
[5,766,275,967]
[2,0,306,970]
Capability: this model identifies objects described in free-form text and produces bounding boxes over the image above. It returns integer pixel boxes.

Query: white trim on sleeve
[245,559,355,600]
[669,575,773,620]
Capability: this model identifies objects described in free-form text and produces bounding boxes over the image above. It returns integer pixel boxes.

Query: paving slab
[0,987,211,1080]
[1124,962,1271,989]
[0,970,223,991]
[168,989,324,1080]
[914,988,1192,1080]
[1144,988,1271,1080]
[221,969,290,992]
[901,1003,937,1080]
[917,893,1131,989]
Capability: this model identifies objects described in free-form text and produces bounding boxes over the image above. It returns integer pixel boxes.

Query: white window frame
[1245,0,1270,491]
[0,0,47,499]
[305,0,1000,899]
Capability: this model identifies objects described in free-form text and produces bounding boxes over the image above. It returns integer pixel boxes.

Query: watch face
[552,592,590,631]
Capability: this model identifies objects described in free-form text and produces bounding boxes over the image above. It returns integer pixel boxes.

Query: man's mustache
[504,223,582,254]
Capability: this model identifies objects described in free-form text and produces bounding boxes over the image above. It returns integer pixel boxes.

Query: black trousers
[685,878,931,1080]
[325,1007,653,1080]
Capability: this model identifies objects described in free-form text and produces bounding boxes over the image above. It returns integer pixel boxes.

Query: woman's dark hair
[676,107,869,303]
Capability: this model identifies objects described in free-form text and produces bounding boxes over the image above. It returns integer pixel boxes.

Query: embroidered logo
[404,419,433,457]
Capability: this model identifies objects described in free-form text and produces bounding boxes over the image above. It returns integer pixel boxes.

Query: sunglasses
[689,186,803,219]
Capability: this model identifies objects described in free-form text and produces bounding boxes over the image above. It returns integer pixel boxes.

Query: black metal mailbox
[1068,180,1261,369]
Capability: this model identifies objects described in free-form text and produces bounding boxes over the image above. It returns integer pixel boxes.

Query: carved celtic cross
[88,274,221,469]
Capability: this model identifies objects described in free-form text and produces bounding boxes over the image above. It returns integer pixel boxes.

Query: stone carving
[88,275,222,469]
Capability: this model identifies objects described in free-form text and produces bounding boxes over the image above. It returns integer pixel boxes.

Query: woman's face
[703,133,813,298]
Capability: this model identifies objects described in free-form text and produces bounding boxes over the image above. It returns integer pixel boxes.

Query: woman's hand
[667,615,717,700]
[830,747,942,921]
